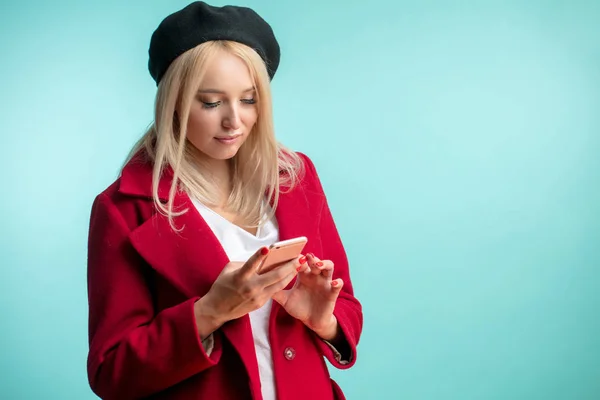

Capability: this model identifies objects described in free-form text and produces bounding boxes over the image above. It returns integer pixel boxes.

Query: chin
[208,148,241,161]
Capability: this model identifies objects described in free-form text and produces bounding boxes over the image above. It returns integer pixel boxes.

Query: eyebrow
[197,87,256,94]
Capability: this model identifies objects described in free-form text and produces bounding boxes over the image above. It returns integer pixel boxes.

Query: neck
[203,157,233,206]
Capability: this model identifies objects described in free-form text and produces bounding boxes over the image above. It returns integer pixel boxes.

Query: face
[185,49,258,163]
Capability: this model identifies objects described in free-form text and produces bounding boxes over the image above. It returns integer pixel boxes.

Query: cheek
[243,108,259,128]
[187,109,216,141]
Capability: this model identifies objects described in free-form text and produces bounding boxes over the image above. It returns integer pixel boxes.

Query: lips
[215,135,242,140]
[215,133,242,140]
[215,134,242,145]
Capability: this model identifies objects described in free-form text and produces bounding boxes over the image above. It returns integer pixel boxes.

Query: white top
[192,198,279,400]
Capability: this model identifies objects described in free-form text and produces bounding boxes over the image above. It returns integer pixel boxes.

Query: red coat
[87,152,363,399]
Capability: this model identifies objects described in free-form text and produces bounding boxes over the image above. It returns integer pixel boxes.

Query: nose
[222,103,241,131]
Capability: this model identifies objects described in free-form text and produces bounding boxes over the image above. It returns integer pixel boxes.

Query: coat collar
[119,152,172,201]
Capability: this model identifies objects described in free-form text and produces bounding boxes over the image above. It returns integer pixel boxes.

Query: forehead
[199,49,254,91]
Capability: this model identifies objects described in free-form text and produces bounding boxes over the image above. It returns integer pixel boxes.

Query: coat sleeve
[86,193,222,399]
[299,153,364,369]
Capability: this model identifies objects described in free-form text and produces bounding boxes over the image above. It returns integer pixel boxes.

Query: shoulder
[295,151,315,174]
[90,153,159,229]
[294,151,325,196]
[96,151,167,202]
[93,157,145,202]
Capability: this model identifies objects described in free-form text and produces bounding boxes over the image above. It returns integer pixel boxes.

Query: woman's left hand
[271,253,343,341]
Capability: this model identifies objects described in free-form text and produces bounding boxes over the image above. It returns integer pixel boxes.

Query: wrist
[313,315,339,342]
[194,295,225,340]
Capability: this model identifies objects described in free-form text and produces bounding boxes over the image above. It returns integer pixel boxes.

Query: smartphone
[258,236,308,274]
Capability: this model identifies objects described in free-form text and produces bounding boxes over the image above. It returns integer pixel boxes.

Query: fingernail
[331,280,338,287]
[299,256,307,264]
[296,266,302,272]
[261,247,269,255]
[308,253,315,258]
[316,261,323,267]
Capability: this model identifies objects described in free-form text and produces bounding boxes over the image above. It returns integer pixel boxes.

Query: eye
[201,101,220,109]
[241,98,256,105]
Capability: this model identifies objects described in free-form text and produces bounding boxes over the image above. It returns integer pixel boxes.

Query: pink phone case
[258,236,308,274]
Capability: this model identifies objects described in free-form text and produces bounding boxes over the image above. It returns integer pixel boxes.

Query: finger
[296,254,310,273]
[330,278,344,295]
[310,261,323,275]
[319,261,334,278]
[295,265,312,282]
[240,246,270,277]
[307,253,322,275]
[306,253,321,268]
[310,259,332,276]
[257,257,300,287]
[264,268,298,297]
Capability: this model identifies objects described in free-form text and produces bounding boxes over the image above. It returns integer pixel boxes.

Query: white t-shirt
[192,198,279,400]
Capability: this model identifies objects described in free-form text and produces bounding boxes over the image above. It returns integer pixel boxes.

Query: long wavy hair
[125,40,304,231]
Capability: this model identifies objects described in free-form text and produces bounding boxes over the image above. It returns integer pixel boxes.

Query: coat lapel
[129,191,264,394]
[120,152,229,297]
[129,192,227,298]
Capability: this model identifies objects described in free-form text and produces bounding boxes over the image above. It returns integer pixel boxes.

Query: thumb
[240,246,270,276]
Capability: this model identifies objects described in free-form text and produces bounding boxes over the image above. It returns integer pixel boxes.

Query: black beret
[148,1,280,85]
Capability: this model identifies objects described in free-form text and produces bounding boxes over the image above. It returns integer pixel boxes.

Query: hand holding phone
[258,236,308,274]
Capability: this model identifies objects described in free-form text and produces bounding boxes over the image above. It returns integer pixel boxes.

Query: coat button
[284,347,296,360]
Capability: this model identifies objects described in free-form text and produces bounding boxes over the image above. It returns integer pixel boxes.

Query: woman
[86,2,363,399]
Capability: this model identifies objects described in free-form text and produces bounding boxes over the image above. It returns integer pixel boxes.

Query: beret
[148,1,280,84]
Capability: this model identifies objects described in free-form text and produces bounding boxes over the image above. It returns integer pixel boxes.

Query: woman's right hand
[194,246,303,339]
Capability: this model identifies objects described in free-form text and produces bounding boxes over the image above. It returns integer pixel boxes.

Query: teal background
[1,0,599,398]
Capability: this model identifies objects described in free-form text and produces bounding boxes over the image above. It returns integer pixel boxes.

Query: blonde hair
[126,40,304,231]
